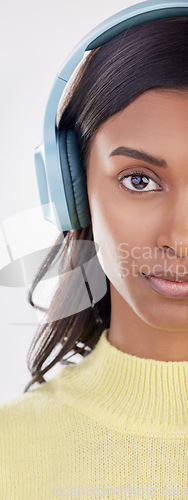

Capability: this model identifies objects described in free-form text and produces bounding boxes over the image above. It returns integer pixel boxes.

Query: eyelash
[118,169,161,195]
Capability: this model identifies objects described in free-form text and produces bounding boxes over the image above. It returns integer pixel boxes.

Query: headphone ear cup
[58,128,91,230]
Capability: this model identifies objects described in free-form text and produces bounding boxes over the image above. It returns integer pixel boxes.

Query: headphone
[34,0,188,233]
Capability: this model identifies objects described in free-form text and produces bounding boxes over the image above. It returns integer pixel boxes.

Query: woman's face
[87,89,188,336]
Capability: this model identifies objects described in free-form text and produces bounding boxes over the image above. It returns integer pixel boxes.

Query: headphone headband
[34,0,188,231]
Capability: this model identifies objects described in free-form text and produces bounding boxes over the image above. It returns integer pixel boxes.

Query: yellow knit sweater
[0,328,188,499]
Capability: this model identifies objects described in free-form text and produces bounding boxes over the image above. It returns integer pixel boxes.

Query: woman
[0,3,188,498]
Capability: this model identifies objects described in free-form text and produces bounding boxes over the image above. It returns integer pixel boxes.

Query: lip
[141,274,188,298]
[149,272,188,282]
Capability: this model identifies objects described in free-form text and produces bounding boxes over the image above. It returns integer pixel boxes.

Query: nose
[156,189,188,259]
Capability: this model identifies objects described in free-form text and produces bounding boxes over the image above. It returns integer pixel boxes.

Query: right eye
[118,170,161,195]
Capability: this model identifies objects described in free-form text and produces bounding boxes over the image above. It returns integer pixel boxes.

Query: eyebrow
[108,146,167,168]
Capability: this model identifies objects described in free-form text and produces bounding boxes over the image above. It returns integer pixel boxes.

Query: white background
[0,0,143,404]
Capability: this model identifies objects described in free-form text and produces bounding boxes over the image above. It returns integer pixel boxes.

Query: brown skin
[86,89,188,362]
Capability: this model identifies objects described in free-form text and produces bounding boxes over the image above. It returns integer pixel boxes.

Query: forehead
[91,89,188,152]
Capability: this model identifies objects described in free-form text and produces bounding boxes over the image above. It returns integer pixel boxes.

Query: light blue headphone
[34,0,188,232]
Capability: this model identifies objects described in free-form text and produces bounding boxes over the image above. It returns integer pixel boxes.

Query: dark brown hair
[23,15,188,393]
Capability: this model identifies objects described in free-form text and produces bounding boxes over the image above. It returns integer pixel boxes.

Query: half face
[86,89,188,331]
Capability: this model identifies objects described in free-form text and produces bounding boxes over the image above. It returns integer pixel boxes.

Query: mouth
[140,273,188,298]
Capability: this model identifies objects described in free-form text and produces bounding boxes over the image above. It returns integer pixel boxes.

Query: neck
[108,284,188,361]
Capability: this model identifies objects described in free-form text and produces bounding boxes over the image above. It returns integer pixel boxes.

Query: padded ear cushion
[58,128,91,230]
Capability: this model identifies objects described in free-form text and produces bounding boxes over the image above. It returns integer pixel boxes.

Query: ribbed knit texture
[0,328,188,499]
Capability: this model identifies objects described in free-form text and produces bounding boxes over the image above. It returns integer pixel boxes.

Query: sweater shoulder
[0,366,69,422]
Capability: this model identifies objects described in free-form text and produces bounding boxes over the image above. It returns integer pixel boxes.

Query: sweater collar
[55,328,188,436]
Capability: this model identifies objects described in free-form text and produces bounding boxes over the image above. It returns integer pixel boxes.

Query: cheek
[87,186,138,281]
[87,167,154,281]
